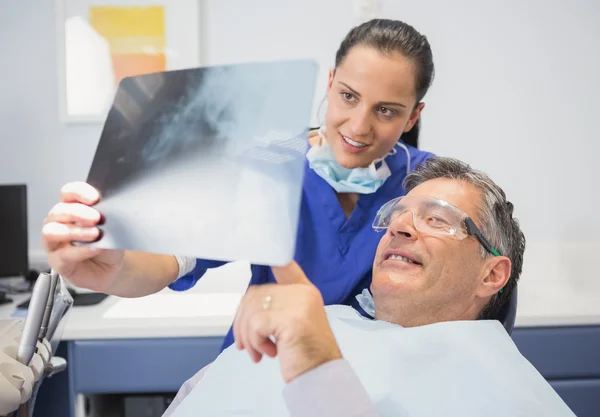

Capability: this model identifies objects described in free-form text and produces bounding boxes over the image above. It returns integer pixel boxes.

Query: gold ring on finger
[263,295,272,310]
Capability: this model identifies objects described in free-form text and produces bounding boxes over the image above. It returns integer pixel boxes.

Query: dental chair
[0,270,73,417]
[498,285,518,335]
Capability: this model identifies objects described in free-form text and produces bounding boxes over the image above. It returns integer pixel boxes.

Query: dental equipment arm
[16,273,51,365]
[38,269,59,341]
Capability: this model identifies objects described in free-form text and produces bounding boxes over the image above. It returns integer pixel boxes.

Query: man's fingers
[258,340,277,358]
[240,312,262,362]
[234,284,282,362]
[60,182,100,205]
[247,347,263,363]
[232,300,246,351]
[246,310,278,360]
[45,202,102,227]
[271,261,311,285]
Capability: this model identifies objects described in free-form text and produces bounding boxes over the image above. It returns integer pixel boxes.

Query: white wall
[1,0,600,308]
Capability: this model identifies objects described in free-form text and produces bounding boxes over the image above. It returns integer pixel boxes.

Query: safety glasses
[372,195,501,257]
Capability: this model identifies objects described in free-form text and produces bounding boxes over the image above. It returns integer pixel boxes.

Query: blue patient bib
[170,306,575,417]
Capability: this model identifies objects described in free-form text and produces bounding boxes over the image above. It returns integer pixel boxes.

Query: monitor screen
[0,184,28,278]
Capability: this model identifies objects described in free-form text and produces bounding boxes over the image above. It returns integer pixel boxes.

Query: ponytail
[400,118,420,148]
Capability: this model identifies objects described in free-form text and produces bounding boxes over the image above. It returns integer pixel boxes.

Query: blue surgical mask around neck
[306,126,411,194]
[356,288,376,318]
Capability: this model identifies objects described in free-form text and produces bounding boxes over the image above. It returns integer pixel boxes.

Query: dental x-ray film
[84,60,318,266]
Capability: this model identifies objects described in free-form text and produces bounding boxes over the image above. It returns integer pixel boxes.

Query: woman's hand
[42,182,125,292]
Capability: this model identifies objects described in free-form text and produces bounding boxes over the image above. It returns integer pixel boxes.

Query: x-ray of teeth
[85,60,318,266]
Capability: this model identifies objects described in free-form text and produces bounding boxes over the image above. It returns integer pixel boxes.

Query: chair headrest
[498,285,518,335]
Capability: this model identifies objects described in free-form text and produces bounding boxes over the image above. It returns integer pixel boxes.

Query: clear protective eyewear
[372,195,501,256]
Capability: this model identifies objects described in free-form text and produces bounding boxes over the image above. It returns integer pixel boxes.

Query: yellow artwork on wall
[58,0,200,122]
[89,6,166,86]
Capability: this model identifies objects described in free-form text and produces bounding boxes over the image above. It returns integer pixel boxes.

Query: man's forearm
[106,250,180,297]
[283,359,378,417]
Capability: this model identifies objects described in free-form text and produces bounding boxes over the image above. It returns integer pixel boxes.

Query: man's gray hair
[403,157,526,321]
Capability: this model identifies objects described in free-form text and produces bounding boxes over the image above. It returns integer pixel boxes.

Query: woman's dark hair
[334,19,435,148]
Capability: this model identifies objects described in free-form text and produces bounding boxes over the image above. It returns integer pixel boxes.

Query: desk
[1,253,600,417]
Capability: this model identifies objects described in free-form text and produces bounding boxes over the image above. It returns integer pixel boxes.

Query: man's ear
[404,102,425,133]
[477,256,512,298]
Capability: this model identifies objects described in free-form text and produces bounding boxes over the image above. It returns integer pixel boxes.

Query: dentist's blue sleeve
[168,259,228,291]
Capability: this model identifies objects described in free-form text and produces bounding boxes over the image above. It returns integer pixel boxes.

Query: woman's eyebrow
[378,100,407,109]
[338,81,407,108]
[339,81,361,97]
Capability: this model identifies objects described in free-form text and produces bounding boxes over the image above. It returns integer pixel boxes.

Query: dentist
[41,18,437,351]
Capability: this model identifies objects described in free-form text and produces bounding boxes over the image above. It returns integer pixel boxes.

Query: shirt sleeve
[174,255,197,278]
[168,258,229,291]
[282,359,379,417]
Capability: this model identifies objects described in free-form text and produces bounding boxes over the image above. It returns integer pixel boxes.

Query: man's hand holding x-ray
[232,262,342,383]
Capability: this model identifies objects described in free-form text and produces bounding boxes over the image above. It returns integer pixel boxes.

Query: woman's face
[325,45,424,169]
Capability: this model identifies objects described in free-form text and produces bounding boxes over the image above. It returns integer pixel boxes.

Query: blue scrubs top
[169,142,435,351]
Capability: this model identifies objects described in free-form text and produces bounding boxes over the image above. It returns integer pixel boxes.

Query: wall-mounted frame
[55,0,201,123]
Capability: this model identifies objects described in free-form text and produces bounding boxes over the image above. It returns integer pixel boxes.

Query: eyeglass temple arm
[464,218,501,257]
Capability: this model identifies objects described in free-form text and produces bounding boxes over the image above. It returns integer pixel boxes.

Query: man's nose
[348,106,372,137]
[388,211,418,240]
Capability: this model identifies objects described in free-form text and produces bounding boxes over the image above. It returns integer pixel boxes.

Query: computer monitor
[0,184,108,308]
[0,184,28,278]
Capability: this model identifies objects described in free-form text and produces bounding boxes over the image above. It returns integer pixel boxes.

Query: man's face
[371,178,495,326]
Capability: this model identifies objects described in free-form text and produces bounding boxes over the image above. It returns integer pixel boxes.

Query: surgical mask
[356,288,376,318]
[306,126,411,194]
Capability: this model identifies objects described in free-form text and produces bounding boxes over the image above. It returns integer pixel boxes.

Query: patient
[164,157,575,417]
